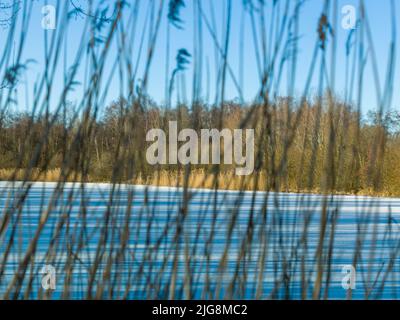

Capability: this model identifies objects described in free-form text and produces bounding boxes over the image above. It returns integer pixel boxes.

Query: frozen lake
[1,182,400,299]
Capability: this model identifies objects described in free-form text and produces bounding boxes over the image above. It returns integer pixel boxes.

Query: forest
[1,95,399,196]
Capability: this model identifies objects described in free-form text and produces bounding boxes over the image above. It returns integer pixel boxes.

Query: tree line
[0,95,399,196]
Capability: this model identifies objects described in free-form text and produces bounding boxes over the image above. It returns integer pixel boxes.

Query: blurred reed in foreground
[0,0,399,300]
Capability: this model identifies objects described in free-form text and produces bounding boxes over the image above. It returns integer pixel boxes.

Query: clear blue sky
[1,0,398,116]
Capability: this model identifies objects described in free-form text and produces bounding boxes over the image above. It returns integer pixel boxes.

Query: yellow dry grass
[132,169,267,191]
[0,168,87,182]
[0,168,396,197]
